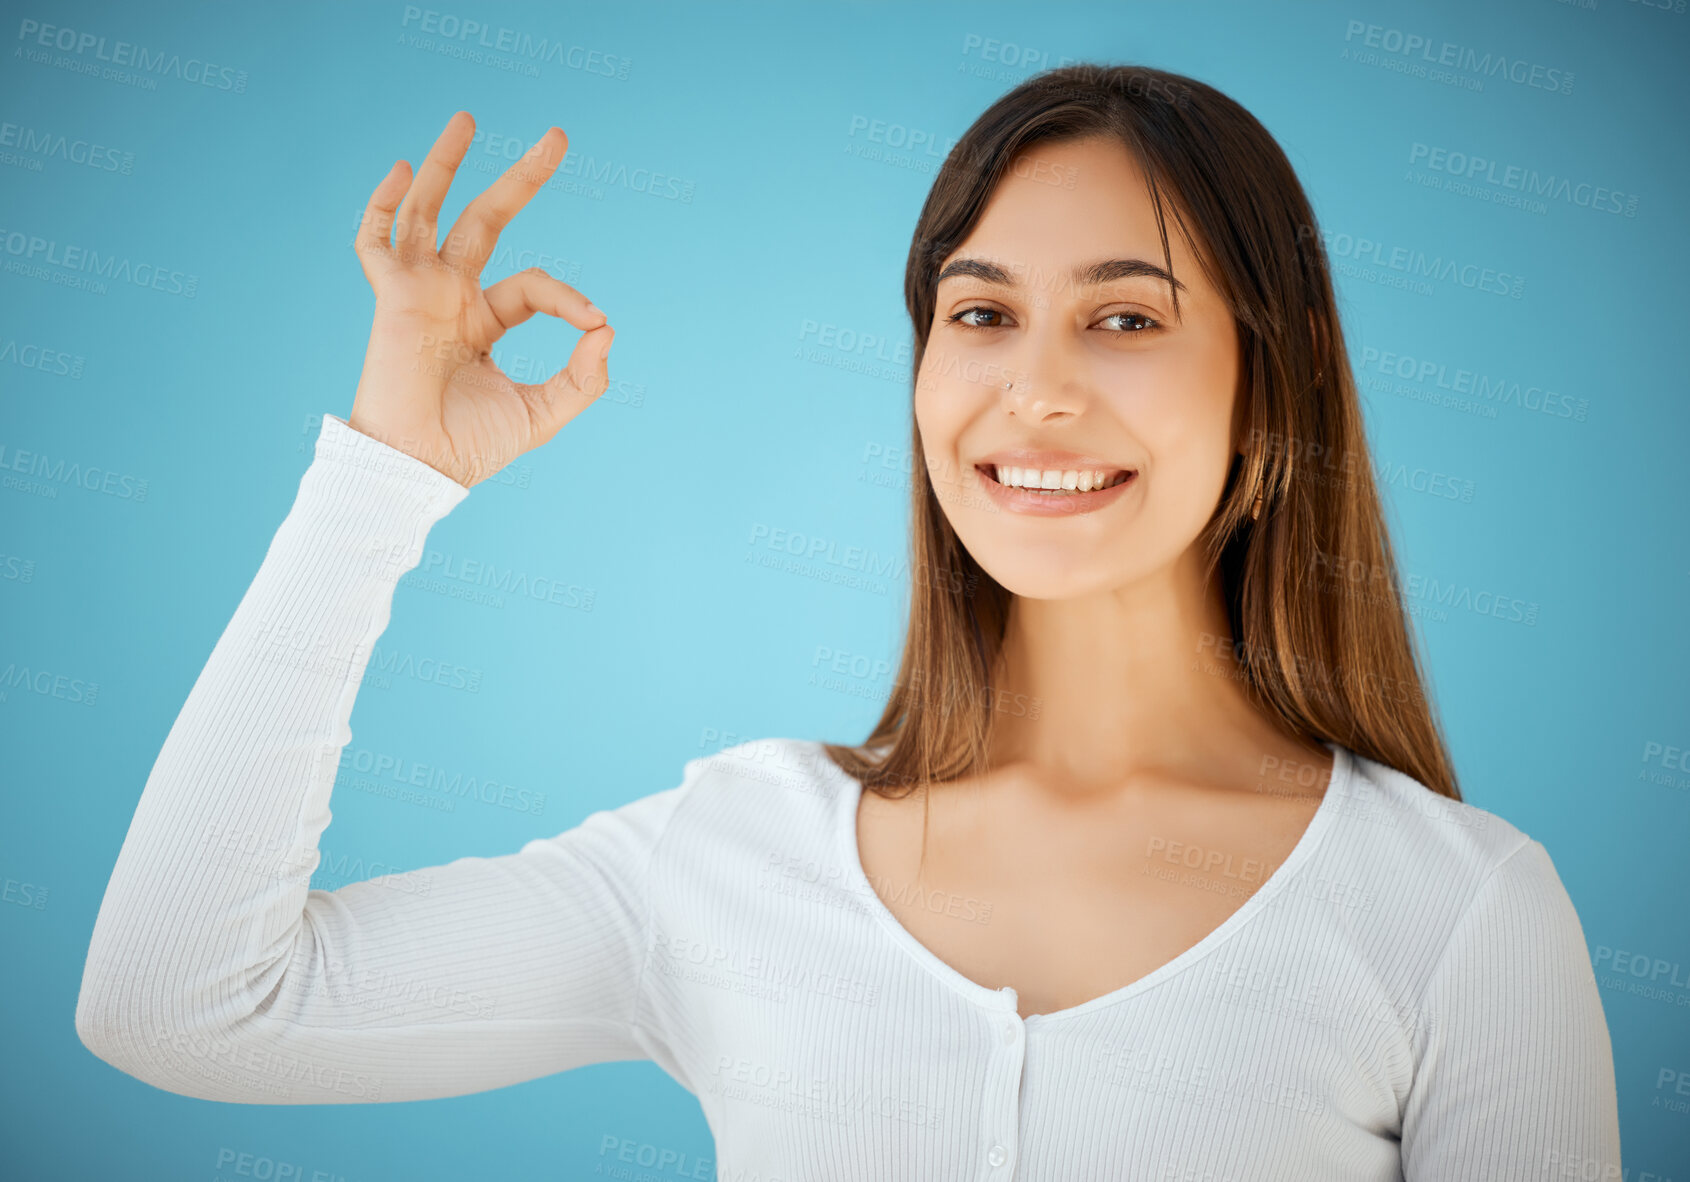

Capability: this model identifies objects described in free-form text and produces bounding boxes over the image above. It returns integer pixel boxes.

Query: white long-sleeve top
[76,412,1623,1179]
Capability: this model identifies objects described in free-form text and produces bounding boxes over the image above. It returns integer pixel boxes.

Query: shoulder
[1336,747,1536,887]
[1311,748,1575,978]
[663,736,850,846]
[680,736,849,801]
[1309,749,1598,1014]
[647,738,859,927]
[567,738,845,867]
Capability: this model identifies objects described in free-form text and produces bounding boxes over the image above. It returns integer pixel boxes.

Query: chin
[966,551,1129,601]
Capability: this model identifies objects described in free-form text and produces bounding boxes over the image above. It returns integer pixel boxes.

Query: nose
[1000,328,1088,422]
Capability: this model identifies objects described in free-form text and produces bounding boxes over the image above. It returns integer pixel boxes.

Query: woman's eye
[1099,311,1160,333]
[945,306,1004,331]
[943,306,1161,333]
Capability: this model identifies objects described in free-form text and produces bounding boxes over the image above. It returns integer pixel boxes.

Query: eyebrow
[935,256,1186,295]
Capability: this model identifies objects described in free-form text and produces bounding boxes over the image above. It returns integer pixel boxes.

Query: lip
[975,448,1132,473]
[975,463,1137,517]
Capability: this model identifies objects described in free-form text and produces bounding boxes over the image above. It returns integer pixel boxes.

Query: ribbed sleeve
[1400,837,1622,1177]
[74,413,694,1104]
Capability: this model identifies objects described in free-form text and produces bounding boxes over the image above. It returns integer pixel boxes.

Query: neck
[984,546,1314,795]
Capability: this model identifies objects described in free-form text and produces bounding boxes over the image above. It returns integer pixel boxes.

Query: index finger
[442,127,569,278]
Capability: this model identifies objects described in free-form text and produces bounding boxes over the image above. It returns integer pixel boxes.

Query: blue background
[3,0,1686,1176]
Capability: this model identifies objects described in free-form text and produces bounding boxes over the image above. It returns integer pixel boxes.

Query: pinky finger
[354,160,412,259]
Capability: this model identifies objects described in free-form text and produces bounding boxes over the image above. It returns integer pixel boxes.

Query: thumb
[526,323,614,440]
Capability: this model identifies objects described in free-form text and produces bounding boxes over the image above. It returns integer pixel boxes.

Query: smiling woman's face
[915,133,1243,601]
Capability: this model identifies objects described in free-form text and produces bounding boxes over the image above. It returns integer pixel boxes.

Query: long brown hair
[820,63,1461,805]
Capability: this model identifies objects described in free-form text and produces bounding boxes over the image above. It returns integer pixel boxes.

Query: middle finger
[395,110,476,257]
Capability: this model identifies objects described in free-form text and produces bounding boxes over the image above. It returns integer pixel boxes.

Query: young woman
[76,65,1621,1177]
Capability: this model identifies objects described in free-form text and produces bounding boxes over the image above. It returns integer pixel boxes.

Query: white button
[988,1143,1008,1167]
[1001,1019,1017,1044]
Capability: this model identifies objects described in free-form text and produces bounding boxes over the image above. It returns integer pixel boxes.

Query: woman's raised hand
[348,111,614,488]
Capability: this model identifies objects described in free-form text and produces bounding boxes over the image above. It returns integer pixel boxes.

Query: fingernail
[585,301,604,318]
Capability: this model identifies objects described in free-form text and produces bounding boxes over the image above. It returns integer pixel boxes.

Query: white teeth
[991,465,1129,493]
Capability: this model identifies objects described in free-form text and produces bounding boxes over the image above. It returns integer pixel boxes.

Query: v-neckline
[820,739,1354,1026]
